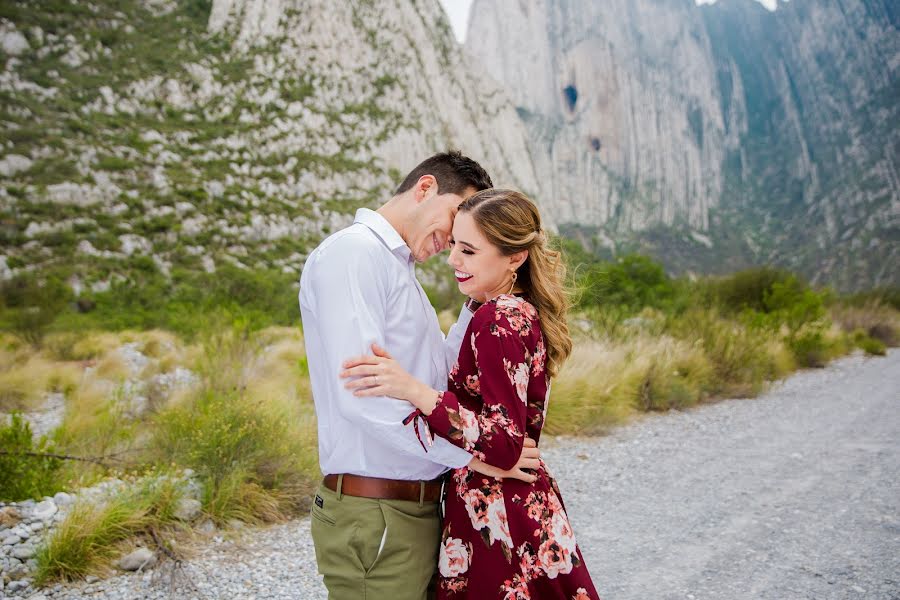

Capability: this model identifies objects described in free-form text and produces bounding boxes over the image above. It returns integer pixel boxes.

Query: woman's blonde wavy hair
[458,189,573,378]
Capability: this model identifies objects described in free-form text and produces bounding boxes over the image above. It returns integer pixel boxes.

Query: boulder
[117,547,156,571]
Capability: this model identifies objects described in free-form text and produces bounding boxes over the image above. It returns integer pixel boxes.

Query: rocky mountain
[0,0,540,295]
[466,0,899,290]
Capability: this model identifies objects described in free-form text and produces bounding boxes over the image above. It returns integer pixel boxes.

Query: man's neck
[376,199,411,248]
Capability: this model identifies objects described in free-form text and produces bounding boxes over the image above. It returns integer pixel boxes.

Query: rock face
[701,0,899,289]
[204,0,540,195]
[466,0,899,289]
[468,0,732,232]
[0,0,540,292]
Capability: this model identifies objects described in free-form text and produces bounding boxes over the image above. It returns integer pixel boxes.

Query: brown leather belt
[323,474,443,503]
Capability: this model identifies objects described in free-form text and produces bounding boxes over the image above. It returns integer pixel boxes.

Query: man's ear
[415,175,437,203]
[509,250,529,271]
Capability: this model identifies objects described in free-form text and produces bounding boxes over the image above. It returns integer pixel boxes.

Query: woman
[341,189,600,599]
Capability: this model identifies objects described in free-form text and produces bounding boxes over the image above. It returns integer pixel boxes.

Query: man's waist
[323,473,445,503]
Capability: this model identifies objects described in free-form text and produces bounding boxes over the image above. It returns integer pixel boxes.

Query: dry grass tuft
[34,475,185,584]
[0,351,81,412]
[830,301,900,347]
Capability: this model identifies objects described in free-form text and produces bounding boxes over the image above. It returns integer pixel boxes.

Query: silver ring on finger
[373,375,379,385]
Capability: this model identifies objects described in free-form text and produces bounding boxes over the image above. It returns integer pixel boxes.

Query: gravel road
[44,349,899,600]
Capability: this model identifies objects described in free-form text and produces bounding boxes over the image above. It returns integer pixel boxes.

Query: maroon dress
[406,294,600,599]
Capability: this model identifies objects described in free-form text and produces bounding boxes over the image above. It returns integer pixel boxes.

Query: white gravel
[34,349,900,600]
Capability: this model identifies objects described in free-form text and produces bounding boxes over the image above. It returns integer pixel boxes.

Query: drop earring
[506,271,517,295]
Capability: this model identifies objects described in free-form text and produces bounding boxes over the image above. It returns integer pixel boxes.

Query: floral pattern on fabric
[420,295,600,599]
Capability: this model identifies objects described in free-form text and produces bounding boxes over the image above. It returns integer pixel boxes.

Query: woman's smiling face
[447,211,526,301]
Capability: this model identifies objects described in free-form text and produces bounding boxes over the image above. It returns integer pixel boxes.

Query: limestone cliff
[0,0,540,291]
[466,0,899,289]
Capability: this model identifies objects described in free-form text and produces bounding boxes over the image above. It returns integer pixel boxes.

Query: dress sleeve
[425,313,531,471]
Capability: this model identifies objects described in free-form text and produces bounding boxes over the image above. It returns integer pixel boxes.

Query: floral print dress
[407,295,600,600]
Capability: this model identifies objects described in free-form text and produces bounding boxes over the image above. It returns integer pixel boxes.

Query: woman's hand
[468,438,541,483]
[340,343,439,413]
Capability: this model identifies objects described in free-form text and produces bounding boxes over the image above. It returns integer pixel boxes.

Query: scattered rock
[174,498,202,522]
[12,545,35,560]
[0,154,33,177]
[117,547,156,571]
[52,492,74,507]
[3,534,22,546]
[196,519,216,534]
[227,519,245,531]
[7,579,31,593]
[31,500,57,522]
[0,28,29,56]
[0,506,22,528]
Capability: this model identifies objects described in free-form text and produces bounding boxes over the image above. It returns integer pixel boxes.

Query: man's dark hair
[394,151,493,196]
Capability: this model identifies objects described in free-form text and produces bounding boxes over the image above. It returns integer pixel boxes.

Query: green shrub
[712,267,795,313]
[1,274,72,347]
[762,276,826,329]
[56,266,300,338]
[578,254,675,311]
[852,330,887,356]
[843,287,900,311]
[787,326,830,368]
[667,309,780,396]
[150,329,308,523]
[0,413,63,501]
[96,155,134,171]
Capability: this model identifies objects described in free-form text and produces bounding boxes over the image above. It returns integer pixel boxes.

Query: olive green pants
[310,481,441,600]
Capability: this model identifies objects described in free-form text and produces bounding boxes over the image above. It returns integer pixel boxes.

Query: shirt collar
[354,208,412,261]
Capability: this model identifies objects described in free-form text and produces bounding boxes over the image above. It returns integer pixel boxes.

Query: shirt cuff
[442,440,474,469]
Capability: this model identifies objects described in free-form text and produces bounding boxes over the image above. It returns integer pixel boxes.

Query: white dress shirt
[299,208,474,480]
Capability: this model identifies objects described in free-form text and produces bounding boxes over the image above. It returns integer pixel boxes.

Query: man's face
[410,184,477,263]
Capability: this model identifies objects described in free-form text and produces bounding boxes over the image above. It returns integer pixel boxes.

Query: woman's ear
[509,249,529,272]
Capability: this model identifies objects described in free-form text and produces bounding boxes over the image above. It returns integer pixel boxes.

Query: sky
[437,0,780,43]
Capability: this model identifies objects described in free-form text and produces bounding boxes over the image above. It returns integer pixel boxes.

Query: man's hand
[468,437,541,483]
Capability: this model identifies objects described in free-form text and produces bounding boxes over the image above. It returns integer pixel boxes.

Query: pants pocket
[349,502,387,575]
[311,503,336,526]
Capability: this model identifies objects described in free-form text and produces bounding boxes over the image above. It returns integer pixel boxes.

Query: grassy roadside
[1,256,898,583]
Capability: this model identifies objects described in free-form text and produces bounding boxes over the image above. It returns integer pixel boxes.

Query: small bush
[712,267,795,313]
[53,380,137,464]
[546,335,712,433]
[152,384,303,523]
[96,155,133,171]
[0,413,63,501]
[579,254,675,311]
[1,274,72,347]
[852,330,887,356]
[545,341,635,435]
[830,301,899,347]
[58,266,299,338]
[667,309,778,396]
[842,287,900,311]
[629,340,711,412]
[34,475,185,584]
[150,327,314,524]
[0,353,77,412]
[787,326,830,368]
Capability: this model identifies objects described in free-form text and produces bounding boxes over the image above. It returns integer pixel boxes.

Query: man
[299,152,538,599]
